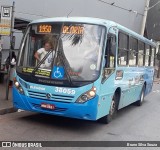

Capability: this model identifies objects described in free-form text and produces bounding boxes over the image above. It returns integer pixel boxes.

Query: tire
[98,94,118,124]
[136,85,145,106]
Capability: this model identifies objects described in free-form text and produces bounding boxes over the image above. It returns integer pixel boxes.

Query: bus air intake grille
[28,91,74,102]
[52,94,74,101]
[31,103,67,112]
[28,91,47,99]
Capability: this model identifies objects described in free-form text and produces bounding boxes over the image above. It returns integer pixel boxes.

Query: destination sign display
[62,25,84,34]
[37,25,52,33]
[36,24,84,35]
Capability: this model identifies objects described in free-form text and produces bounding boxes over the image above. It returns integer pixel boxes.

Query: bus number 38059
[55,87,76,95]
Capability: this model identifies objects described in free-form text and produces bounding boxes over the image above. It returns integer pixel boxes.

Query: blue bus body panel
[13,65,154,121]
[13,87,99,120]
[13,76,100,120]
[13,17,156,121]
[97,66,154,117]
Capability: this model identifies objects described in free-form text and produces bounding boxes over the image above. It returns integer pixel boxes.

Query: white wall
[0,0,146,50]
[2,32,23,49]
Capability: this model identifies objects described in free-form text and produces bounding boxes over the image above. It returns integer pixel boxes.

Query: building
[0,0,147,62]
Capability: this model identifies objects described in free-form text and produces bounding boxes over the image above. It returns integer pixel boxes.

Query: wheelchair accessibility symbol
[52,66,64,79]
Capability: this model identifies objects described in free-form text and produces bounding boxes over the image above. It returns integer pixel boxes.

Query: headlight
[89,90,96,97]
[13,78,24,95]
[76,86,96,104]
[14,81,20,87]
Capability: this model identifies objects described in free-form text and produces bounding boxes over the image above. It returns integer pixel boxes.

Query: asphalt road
[0,83,160,150]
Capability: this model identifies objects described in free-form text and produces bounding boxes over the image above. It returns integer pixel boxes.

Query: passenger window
[145,44,150,66]
[153,47,156,66]
[129,37,137,66]
[118,32,128,66]
[138,41,144,66]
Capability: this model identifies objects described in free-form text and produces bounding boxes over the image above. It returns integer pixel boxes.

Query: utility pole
[140,0,160,79]
[140,0,160,35]
[5,1,15,100]
[140,0,150,35]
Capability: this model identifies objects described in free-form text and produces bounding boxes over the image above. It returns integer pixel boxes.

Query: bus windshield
[18,22,105,83]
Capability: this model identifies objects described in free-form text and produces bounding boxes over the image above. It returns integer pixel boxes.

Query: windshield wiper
[52,29,73,86]
[56,50,73,86]
[31,50,53,75]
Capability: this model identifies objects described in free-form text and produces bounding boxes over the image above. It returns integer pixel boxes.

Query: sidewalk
[154,77,160,84]
[0,76,17,115]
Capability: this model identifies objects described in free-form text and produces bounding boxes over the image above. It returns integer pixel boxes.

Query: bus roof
[30,17,156,47]
[30,17,113,26]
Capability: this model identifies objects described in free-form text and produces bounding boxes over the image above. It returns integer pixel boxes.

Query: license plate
[41,103,55,110]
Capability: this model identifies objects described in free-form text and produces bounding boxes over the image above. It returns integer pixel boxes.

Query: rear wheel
[98,94,118,124]
[136,85,145,106]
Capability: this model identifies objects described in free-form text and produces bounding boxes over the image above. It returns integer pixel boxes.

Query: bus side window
[150,47,155,66]
[105,34,116,68]
[118,32,128,66]
[138,41,145,66]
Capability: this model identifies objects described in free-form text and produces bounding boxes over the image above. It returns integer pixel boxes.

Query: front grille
[28,90,74,102]
[52,94,74,101]
[28,91,46,99]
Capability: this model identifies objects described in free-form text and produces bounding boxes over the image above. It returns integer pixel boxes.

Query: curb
[154,80,160,84]
[0,107,17,115]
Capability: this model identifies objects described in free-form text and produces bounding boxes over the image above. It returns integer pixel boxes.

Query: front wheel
[98,95,118,124]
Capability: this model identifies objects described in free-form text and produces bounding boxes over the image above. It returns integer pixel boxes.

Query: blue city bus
[13,17,157,123]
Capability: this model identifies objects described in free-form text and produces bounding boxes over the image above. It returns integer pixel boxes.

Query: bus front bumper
[13,87,99,121]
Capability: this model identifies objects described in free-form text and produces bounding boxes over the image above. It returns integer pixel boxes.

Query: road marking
[17,109,25,112]
[152,90,160,93]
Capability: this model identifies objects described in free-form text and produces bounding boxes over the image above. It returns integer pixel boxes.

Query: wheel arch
[114,87,121,110]
[143,81,147,94]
